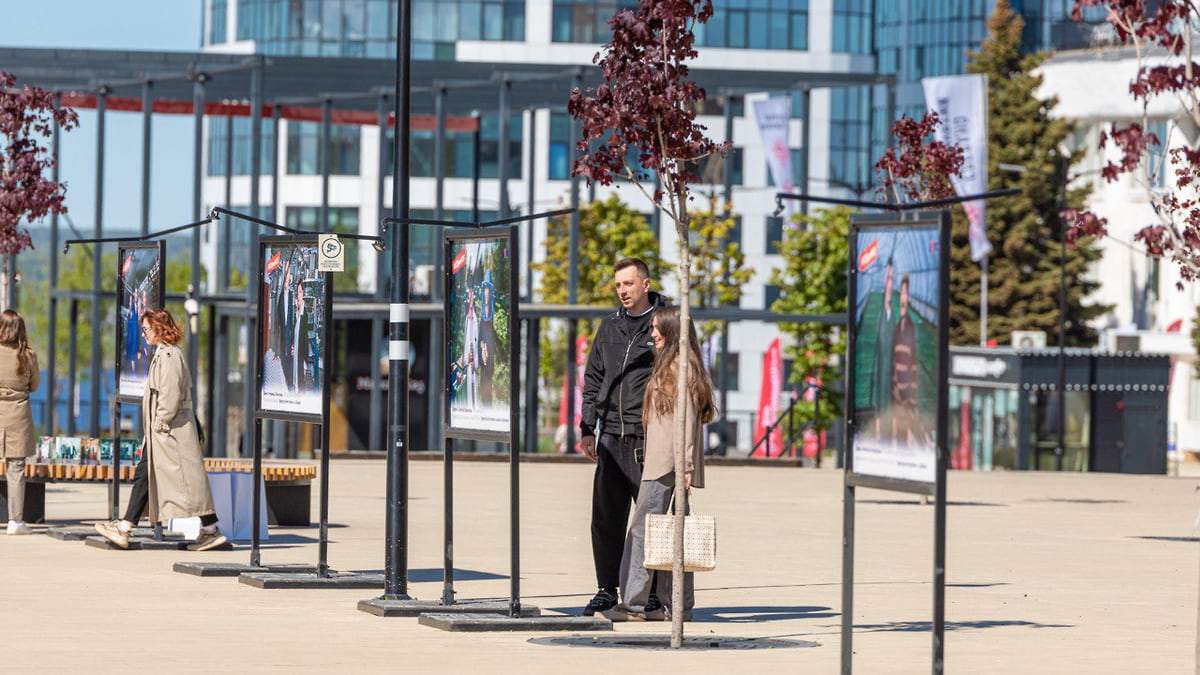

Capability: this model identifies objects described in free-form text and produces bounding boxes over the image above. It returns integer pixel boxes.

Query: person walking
[0,311,39,535]
[578,258,669,616]
[139,309,226,551]
[604,306,714,621]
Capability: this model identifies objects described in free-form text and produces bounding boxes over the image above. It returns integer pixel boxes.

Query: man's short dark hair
[613,257,650,279]
[900,272,910,289]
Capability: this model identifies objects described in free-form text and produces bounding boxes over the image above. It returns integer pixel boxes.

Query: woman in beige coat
[0,310,39,535]
[606,306,715,621]
[140,309,226,551]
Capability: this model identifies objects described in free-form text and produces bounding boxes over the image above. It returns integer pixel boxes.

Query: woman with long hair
[0,310,39,535]
[605,305,715,621]
[139,309,225,551]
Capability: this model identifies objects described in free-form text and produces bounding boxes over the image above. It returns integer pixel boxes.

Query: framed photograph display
[115,241,166,402]
[444,227,517,441]
[255,235,329,423]
[846,212,950,493]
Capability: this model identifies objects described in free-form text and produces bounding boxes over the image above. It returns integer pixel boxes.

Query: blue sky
[0,1,204,235]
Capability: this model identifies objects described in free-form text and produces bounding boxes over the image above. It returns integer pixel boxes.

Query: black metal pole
[719,94,735,439]
[1057,170,1067,472]
[525,108,536,299]
[141,81,153,237]
[46,93,60,435]
[221,113,233,291]
[384,0,413,600]
[471,111,481,222]
[67,299,78,436]
[190,74,206,380]
[89,87,108,438]
[509,228,521,617]
[564,74,582,456]
[441,236,454,605]
[205,304,216,455]
[523,109,539,456]
[271,102,281,224]
[430,86,446,453]
[799,88,811,217]
[498,79,511,218]
[251,415,262,567]
[321,98,332,231]
[319,271,334,577]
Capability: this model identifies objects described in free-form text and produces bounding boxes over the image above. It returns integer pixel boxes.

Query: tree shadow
[1024,498,1127,504]
[1128,535,1200,543]
[859,499,1006,507]
[693,605,838,623]
[857,619,1073,633]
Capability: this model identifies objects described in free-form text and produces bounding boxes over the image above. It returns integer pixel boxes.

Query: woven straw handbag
[643,502,716,572]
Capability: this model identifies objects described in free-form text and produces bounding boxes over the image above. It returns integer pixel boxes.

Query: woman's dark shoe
[582,588,618,616]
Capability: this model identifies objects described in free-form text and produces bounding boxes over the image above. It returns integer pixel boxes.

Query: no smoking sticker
[318,234,344,272]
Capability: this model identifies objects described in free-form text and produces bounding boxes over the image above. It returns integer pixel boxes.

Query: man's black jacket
[579,291,670,439]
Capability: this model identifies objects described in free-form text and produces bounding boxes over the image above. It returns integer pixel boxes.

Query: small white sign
[318,234,344,272]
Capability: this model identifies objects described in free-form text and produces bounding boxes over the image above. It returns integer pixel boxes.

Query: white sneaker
[7,520,32,535]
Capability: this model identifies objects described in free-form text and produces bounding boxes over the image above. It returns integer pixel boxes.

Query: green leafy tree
[686,194,753,342]
[954,0,1109,346]
[532,194,667,422]
[770,207,851,437]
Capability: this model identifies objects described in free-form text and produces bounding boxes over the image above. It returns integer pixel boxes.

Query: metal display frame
[110,240,166,520]
[252,235,335,576]
[442,226,523,615]
[841,210,951,674]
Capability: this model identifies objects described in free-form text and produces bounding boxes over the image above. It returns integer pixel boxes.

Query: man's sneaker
[643,594,667,621]
[6,520,32,536]
[94,520,130,548]
[187,527,228,552]
[582,588,618,616]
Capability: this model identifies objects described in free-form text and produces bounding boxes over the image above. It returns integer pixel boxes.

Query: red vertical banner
[558,335,589,453]
[753,338,784,457]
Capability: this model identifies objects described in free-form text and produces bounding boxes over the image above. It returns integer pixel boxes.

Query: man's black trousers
[591,432,643,591]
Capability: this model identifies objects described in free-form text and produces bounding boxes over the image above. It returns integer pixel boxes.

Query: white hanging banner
[753,97,798,221]
[921,74,990,261]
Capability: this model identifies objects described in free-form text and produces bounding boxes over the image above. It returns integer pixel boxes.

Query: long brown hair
[141,308,183,345]
[643,306,715,425]
[0,310,35,376]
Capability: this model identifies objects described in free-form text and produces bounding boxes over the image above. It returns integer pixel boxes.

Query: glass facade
[207,117,276,177]
[384,113,522,180]
[214,0,523,58]
[287,122,361,175]
[551,0,638,43]
[548,112,571,180]
[697,0,807,51]
[285,206,361,292]
[829,87,873,194]
[948,385,1020,471]
[832,0,871,54]
[209,0,228,44]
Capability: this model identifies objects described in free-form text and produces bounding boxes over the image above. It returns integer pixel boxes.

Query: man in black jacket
[579,257,669,616]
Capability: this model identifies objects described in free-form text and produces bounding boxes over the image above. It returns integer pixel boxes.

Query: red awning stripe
[58,93,479,132]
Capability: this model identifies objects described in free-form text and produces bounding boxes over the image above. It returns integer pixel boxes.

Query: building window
[549,112,571,180]
[233,0,522,59]
[764,283,783,309]
[287,122,361,176]
[829,87,872,195]
[209,0,228,45]
[207,117,276,177]
[765,216,785,254]
[385,113,521,180]
[713,351,739,391]
[552,0,640,43]
[698,0,807,51]
[766,148,802,189]
[1147,119,1169,189]
[285,207,361,292]
[832,0,871,54]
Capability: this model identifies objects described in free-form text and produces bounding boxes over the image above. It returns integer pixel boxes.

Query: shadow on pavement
[859,499,1006,507]
[857,619,1073,632]
[1128,535,1200,543]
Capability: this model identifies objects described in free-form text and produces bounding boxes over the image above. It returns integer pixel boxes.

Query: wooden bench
[0,459,316,526]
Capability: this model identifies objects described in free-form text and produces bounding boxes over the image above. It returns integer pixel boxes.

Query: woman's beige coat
[0,345,39,459]
[143,343,215,522]
[642,388,706,489]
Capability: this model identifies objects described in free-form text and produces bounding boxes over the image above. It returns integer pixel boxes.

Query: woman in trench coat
[0,310,39,535]
[140,308,226,551]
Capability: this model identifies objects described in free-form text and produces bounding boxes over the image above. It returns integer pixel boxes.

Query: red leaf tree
[874,111,965,204]
[1065,1,1200,279]
[0,71,77,309]
[568,0,722,647]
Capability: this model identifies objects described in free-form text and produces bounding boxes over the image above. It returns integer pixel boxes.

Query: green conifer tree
[954,0,1110,346]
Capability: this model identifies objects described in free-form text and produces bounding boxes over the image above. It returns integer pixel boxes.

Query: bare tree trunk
[671,199,690,649]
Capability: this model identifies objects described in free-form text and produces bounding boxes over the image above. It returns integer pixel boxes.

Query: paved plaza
[4,458,1197,673]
